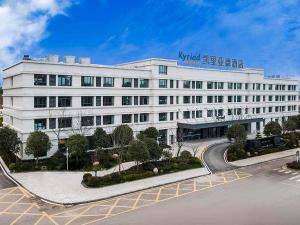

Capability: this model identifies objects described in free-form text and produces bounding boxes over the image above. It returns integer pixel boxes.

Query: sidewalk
[229,148,299,167]
[10,167,209,204]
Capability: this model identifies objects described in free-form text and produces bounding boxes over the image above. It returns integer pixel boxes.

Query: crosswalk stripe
[273,168,280,171]
[278,170,286,172]
[284,171,292,174]
[289,175,300,180]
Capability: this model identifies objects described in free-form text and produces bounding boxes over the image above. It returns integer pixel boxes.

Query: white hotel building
[2,55,299,158]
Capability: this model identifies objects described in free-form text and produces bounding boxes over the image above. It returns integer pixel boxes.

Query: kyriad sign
[178,51,244,69]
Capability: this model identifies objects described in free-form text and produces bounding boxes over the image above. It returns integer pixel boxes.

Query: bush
[9,163,16,171]
[287,161,300,170]
[227,143,247,161]
[85,176,99,187]
[83,173,92,183]
[180,150,192,159]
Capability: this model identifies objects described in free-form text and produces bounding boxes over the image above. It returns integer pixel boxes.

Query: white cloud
[0,0,74,83]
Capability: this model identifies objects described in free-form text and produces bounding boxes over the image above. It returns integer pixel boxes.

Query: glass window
[122,114,132,123]
[237,83,242,89]
[81,96,94,107]
[34,74,47,86]
[122,78,132,87]
[269,84,273,90]
[170,96,174,104]
[103,96,114,106]
[170,80,174,88]
[58,117,72,128]
[96,77,101,87]
[122,96,132,105]
[196,96,202,103]
[134,78,139,88]
[207,96,213,103]
[183,80,191,89]
[159,113,167,121]
[34,119,47,130]
[140,113,149,122]
[176,80,179,88]
[81,116,94,126]
[159,96,168,104]
[81,76,94,86]
[96,116,101,126]
[49,118,56,129]
[228,82,233,89]
[159,65,167,74]
[103,77,114,87]
[140,96,149,105]
[207,110,213,117]
[96,96,101,106]
[58,75,72,86]
[159,79,168,88]
[218,82,224,89]
[103,115,114,125]
[49,96,56,108]
[140,79,149,88]
[134,96,139,105]
[170,112,174,120]
[183,96,190,104]
[192,81,195,89]
[49,75,56,86]
[196,81,202,89]
[134,114,139,123]
[58,96,72,107]
[207,82,213,89]
[196,110,202,118]
[34,97,47,108]
[183,111,190,119]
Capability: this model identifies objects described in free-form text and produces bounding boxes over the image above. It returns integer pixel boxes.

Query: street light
[93,161,100,177]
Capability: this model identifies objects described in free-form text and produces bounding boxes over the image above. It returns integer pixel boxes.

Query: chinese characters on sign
[178,51,244,69]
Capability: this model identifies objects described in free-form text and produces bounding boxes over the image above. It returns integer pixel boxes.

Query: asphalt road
[203,142,236,173]
[100,156,300,225]
[0,165,15,189]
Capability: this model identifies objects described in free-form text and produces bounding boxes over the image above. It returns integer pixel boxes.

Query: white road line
[297,179,300,182]
[284,171,292,174]
[292,172,298,175]
[278,170,286,172]
[289,175,300,180]
[273,168,281,171]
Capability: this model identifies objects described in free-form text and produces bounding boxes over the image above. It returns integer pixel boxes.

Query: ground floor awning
[178,118,264,130]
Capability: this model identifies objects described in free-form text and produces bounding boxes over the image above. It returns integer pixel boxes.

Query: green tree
[0,127,21,163]
[93,128,110,148]
[112,125,133,147]
[263,121,282,137]
[226,124,247,143]
[283,119,297,133]
[129,140,149,168]
[67,134,88,165]
[0,117,3,127]
[25,131,51,166]
[143,138,162,160]
[138,127,159,140]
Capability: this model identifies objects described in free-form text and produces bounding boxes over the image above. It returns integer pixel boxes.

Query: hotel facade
[2,56,299,158]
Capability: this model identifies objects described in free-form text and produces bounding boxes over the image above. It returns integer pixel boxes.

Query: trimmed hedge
[287,161,300,170]
[83,157,202,188]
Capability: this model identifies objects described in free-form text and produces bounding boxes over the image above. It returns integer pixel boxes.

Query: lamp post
[93,161,99,177]
[66,147,69,171]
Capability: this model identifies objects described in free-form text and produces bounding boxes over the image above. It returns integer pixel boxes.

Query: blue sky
[1,0,300,85]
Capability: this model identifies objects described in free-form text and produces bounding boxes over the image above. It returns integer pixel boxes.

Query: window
[196,81,202,89]
[140,79,149,88]
[159,65,167,74]
[196,96,202,103]
[228,82,233,89]
[81,96,94,107]
[58,117,72,128]
[96,77,101,87]
[34,97,47,108]
[103,77,114,87]
[245,83,249,90]
[81,76,94,86]
[159,96,168,104]
[192,81,195,89]
[228,96,233,103]
[183,80,191,89]
[122,114,132,123]
[58,96,72,107]
[183,96,190,104]
[96,96,101,106]
[96,116,101,126]
[159,113,167,121]
[103,96,114,106]
[176,80,179,88]
[140,113,149,122]
[170,80,174,88]
[122,78,132,87]
[237,96,242,102]
[49,118,56,129]
[269,84,273,90]
[103,115,114,125]
[207,110,213,117]
[81,116,94,126]
[34,74,47,86]
[49,96,56,108]
[170,96,174,104]
[195,110,202,118]
[122,96,132,105]
[159,79,168,88]
[218,82,224,89]
[134,114,139,123]
[58,75,72,86]
[183,111,190,119]
[170,112,174,120]
[236,83,242,89]
[34,119,47,130]
[134,96,139,105]
[49,75,56,86]
[140,96,149,105]
[207,96,213,103]
[134,78,139,88]
[207,82,213,89]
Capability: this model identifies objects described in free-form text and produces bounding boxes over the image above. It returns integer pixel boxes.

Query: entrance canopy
[178,118,264,130]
